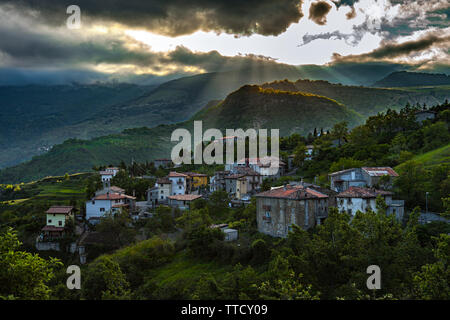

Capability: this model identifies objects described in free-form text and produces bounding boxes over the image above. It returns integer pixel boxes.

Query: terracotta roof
[42,225,65,232]
[184,172,208,177]
[255,185,328,200]
[168,171,188,178]
[94,193,136,200]
[46,206,73,214]
[337,187,393,198]
[362,167,399,177]
[168,194,203,201]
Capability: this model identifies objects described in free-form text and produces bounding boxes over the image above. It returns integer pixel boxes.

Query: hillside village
[1,100,449,300]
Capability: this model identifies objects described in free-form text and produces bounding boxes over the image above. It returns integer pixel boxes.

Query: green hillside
[396,144,450,170]
[0,85,361,183]
[195,85,362,135]
[261,79,449,116]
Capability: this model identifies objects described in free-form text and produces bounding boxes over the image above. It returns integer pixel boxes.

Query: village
[35,150,421,262]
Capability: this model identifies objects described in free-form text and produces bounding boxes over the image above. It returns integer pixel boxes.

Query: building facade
[255,185,329,238]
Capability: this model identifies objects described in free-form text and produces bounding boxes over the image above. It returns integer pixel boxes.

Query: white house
[329,167,399,192]
[168,172,188,195]
[99,167,120,182]
[86,192,136,223]
[336,187,404,220]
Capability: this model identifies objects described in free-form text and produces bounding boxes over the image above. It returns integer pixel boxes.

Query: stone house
[255,185,329,238]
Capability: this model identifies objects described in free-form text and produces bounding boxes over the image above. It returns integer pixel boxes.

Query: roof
[329,168,358,177]
[94,193,136,200]
[255,185,328,200]
[46,206,73,214]
[184,172,208,177]
[168,194,203,201]
[236,156,286,167]
[42,225,65,232]
[362,167,399,177]
[235,166,260,176]
[337,187,393,198]
[157,177,171,184]
[168,171,188,178]
[99,171,114,175]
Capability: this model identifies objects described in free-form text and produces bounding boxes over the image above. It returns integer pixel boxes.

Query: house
[224,167,262,198]
[95,185,125,196]
[147,177,172,206]
[99,167,120,182]
[210,171,229,192]
[41,206,74,239]
[226,156,286,178]
[168,171,188,195]
[184,172,208,189]
[415,110,437,123]
[329,167,399,192]
[154,158,173,169]
[336,187,404,220]
[255,185,329,238]
[86,192,136,224]
[305,145,314,161]
[167,194,203,210]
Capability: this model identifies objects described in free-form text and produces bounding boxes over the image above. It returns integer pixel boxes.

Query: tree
[82,255,131,300]
[331,121,348,147]
[0,228,62,299]
[96,210,136,248]
[292,143,307,167]
[413,234,450,299]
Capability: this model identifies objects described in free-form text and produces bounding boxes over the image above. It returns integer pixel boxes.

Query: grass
[148,250,232,287]
[397,144,450,170]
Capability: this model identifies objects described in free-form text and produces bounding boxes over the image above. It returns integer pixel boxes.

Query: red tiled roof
[168,172,188,178]
[184,172,208,177]
[337,187,393,198]
[42,225,65,232]
[255,185,328,199]
[94,193,136,200]
[46,206,73,214]
[168,194,203,201]
[362,167,399,177]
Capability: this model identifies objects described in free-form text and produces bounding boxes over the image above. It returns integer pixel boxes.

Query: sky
[0,0,448,84]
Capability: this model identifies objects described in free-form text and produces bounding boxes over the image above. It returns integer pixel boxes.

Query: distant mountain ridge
[0,84,360,183]
[373,71,450,87]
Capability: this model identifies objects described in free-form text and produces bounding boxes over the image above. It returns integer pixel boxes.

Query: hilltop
[373,71,450,88]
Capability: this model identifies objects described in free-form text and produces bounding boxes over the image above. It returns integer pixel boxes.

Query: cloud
[0,0,304,36]
[309,1,333,25]
[0,5,292,81]
[331,30,450,65]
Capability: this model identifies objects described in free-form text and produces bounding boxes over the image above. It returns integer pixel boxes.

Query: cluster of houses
[38,157,407,247]
[255,166,404,238]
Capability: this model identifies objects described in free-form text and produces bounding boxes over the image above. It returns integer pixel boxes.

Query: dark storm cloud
[332,32,450,63]
[0,0,304,36]
[309,1,333,25]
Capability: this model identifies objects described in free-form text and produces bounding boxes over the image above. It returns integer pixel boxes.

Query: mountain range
[0,72,448,183]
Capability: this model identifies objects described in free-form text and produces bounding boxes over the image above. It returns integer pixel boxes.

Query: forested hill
[261,79,449,116]
[0,86,359,183]
[373,71,450,88]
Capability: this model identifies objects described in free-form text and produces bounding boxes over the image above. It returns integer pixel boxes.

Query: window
[265,212,271,218]
[161,190,164,194]
[179,186,182,189]
[48,219,52,223]
[92,200,95,205]
[58,221,62,226]
[100,208,105,212]
[161,196,164,199]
